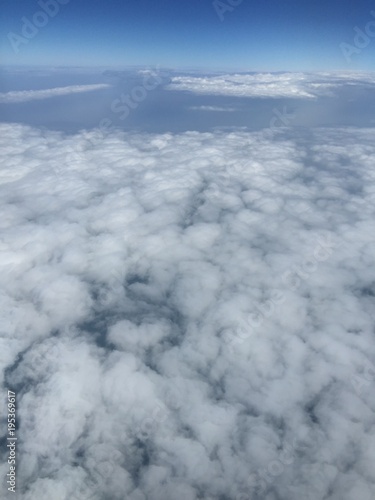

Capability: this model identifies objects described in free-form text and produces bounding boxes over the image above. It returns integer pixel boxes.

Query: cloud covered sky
[2,0,375,496]
[0,122,375,499]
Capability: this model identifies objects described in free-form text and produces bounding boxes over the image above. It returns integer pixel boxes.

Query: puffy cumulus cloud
[167,72,375,99]
[0,84,111,104]
[1,122,375,500]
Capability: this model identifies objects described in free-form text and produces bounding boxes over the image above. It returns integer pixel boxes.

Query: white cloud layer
[0,84,112,103]
[189,105,237,112]
[167,72,375,98]
[0,123,375,500]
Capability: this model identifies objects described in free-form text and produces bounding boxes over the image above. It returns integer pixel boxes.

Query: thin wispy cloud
[189,105,237,112]
[0,84,112,104]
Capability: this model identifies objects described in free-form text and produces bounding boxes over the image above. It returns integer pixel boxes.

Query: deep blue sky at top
[1,0,374,71]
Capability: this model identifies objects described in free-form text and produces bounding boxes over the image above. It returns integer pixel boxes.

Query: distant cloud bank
[0,83,111,103]
[167,72,375,98]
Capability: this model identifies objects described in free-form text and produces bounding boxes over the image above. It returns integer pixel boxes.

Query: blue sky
[1,0,375,71]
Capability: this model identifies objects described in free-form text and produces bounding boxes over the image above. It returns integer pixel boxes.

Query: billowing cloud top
[1,123,375,500]
[0,84,112,104]
[167,72,375,98]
